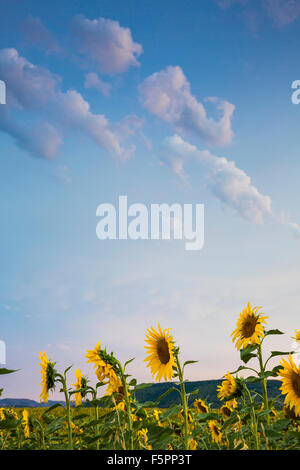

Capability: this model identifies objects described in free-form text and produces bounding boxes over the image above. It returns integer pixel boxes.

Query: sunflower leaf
[240,345,257,363]
[269,350,292,358]
[155,387,181,404]
[43,403,64,415]
[264,329,285,336]
[0,368,19,375]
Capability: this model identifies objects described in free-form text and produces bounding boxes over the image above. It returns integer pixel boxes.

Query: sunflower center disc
[241,315,257,338]
[157,339,170,364]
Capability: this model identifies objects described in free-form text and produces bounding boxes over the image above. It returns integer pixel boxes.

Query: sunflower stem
[57,373,73,450]
[257,343,269,424]
[243,382,260,450]
[174,352,189,450]
[116,360,134,450]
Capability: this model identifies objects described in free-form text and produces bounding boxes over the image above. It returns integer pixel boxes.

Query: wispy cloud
[21,15,60,53]
[139,66,235,146]
[262,0,300,26]
[0,48,142,160]
[84,72,112,97]
[71,15,143,74]
[164,134,300,238]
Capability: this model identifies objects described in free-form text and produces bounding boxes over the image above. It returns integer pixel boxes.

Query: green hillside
[134,379,284,408]
[0,379,284,409]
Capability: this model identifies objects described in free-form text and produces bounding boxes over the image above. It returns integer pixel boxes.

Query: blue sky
[1,0,300,400]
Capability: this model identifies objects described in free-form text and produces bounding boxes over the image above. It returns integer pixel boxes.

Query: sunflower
[231,302,268,350]
[217,372,237,401]
[220,404,233,418]
[189,438,198,450]
[73,368,85,407]
[86,341,119,390]
[144,324,177,381]
[277,354,300,417]
[22,409,30,438]
[39,350,56,403]
[208,420,223,444]
[193,398,209,414]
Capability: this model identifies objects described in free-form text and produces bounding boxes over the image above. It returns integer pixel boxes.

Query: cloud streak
[139,66,235,146]
[71,15,143,74]
[0,48,142,160]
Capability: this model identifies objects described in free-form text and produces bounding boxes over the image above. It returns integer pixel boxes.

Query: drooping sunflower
[231,302,268,350]
[144,324,176,381]
[73,368,87,407]
[217,371,238,401]
[208,420,223,444]
[277,354,300,417]
[86,341,119,387]
[39,350,56,403]
[193,398,209,414]
[22,409,30,438]
[220,404,233,418]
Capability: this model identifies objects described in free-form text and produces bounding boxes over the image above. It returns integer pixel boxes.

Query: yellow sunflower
[73,368,84,407]
[144,324,176,381]
[86,341,119,387]
[277,354,300,417]
[39,350,56,403]
[220,404,233,418]
[208,420,223,444]
[217,372,237,401]
[193,398,209,414]
[292,330,300,342]
[231,302,268,350]
[22,409,30,438]
[189,438,198,450]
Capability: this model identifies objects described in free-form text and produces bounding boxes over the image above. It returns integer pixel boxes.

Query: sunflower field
[1,303,300,451]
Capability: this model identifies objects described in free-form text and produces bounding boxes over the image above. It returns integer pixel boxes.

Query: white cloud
[139,66,235,146]
[0,48,141,160]
[262,0,300,26]
[84,72,111,97]
[164,135,300,237]
[164,134,272,224]
[71,15,143,74]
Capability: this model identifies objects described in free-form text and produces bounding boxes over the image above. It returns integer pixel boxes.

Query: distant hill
[0,379,284,409]
[0,398,66,408]
[134,379,284,408]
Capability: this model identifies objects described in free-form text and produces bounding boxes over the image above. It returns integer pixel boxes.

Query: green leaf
[183,360,198,367]
[269,351,292,358]
[240,345,257,364]
[0,368,19,375]
[43,403,64,414]
[128,378,137,387]
[124,358,135,369]
[0,417,20,430]
[45,416,66,434]
[264,329,284,336]
[155,387,181,404]
[161,404,181,421]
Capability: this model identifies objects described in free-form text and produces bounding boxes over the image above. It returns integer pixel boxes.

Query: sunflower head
[220,404,233,418]
[73,368,88,407]
[231,302,268,351]
[291,330,300,343]
[193,398,209,414]
[278,354,300,417]
[39,350,56,403]
[208,420,223,444]
[144,324,177,382]
[217,371,240,401]
[22,409,30,438]
[86,341,120,387]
